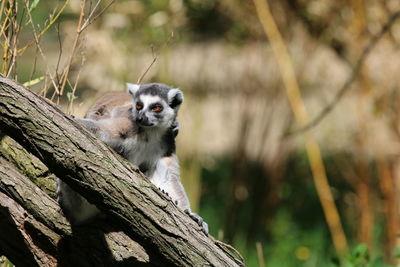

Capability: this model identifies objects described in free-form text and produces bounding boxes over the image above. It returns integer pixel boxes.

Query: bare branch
[68,56,85,114]
[137,45,158,84]
[17,0,71,55]
[23,0,60,97]
[136,32,174,84]
[6,1,25,79]
[1,2,13,74]
[55,22,63,84]
[80,0,116,32]
[288,10,400,136]
[58,0,86,99]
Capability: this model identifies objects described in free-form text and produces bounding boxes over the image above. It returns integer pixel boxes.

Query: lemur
[57,83,208,234]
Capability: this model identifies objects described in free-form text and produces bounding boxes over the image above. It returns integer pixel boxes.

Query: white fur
[122,130,167,176]
[126,83,140,95]
[139,95,161,107]
[150,155,190,210]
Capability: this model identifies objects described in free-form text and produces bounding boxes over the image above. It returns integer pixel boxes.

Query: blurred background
[2,0,400,266]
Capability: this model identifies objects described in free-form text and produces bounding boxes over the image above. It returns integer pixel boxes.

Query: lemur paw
[159,188,170,197]
[171,121,180,137]
[184,209,208,235]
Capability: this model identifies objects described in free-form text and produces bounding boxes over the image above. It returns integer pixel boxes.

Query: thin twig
[38,75,49,97]
[80,0,116,32]
[23,0,59,96]
[1,3,12,74]
[136,32,174,84]
[137,45,157,84]
[256,242,265,267]
[17,0,71,55]
[214,239,245,264]
[55,21,62,83]
[80,0,101,31]
[288,10,400,136]
[0,1,6,28]
[59,0,115,98]
[58,0,86,99]
[28,45,39,85]
[7,1,25,79]
[68,56,85,114]
[5,0,17,77]
[13,4,25,77]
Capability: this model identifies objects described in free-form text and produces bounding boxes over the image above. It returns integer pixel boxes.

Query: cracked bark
[0,76,245,266]
[0,137,159,266]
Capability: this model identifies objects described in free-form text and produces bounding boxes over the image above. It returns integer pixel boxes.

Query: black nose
[136,116,143,123]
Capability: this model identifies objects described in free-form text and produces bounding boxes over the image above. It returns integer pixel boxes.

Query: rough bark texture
[0,136,56,198]
[0,76,245,266]
[0,145,158,266]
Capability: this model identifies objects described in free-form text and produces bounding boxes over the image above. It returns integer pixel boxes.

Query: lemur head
[127,83,183,130]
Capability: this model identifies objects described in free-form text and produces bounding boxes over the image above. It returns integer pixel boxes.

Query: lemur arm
[76,117,135,141]
[76,118,101,134]
[151,154,208,234]
[150,154,189,209]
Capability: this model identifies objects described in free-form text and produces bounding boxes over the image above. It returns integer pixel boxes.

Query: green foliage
[263,209,331,267]
[194,152,396,266]
[347,244,370,266]
[330,244,396,267]
[29,0,40,12]
[198,155,332,266]
[0,256,13,267]
[66,91,77,102]
[393,247,400,259]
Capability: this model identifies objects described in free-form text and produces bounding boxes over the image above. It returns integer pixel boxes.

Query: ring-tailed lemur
[57,83,208,234]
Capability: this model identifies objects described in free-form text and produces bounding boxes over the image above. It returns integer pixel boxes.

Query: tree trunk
[0,76,244,266]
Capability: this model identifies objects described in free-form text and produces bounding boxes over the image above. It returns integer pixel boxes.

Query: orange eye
[152,106,162,112]
[136,104,143,110]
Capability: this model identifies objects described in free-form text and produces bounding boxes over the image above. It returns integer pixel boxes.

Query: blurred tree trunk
[0,76,244,267]
[378,159,399,264]
[355,157,373,248]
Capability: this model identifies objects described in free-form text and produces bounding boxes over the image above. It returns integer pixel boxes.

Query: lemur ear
[126,83,140,95]
[168,88,184,108]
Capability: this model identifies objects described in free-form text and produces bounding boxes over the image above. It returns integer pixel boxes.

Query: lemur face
[127,83,183,130]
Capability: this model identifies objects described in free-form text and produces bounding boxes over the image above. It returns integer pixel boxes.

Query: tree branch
[0,155,156,266]
[0,76,244,266]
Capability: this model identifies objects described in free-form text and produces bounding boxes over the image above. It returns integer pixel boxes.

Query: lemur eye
[152,106,162,112]
[136,104,143,110]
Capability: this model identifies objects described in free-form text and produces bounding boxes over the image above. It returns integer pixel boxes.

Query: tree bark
[0,157,155,266]
[0,135,57,198]
[0,76,244,266]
